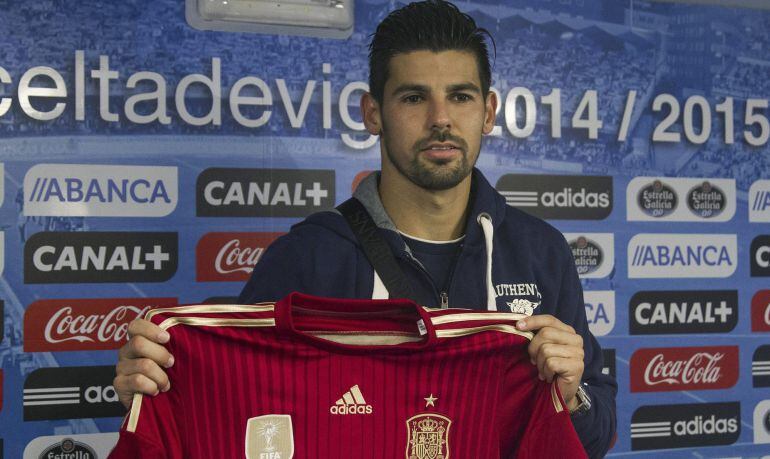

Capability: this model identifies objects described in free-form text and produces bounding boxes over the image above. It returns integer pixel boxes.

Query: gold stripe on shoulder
[551,383,564,413]
[431,312,529,325]
[145,304,274,321]
[127,393,143,433]
[435,324,533,340]
[158,316,276,331]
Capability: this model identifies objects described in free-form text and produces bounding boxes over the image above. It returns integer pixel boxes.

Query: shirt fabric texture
[109,293,587,459]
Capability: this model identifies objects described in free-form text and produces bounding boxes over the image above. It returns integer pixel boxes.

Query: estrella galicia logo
[23,366,124,420]
[687,181,726,219]
[23,433,119,459]
[196,168,335,217]
[754,345,770,388]
[495,174,612,220]
[602,348,616,379]
[754,400,770,444]
[23,164,178,217]
[750,180,770,223]
[629,290,738,335]
[24,232,178,284]
[565,233,614,278]
[637,179,677,218]
[631,402,740,450]
[751,235,770,277]
[627,234,737,278]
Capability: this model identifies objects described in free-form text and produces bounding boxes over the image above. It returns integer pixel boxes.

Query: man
[115,1,617,456]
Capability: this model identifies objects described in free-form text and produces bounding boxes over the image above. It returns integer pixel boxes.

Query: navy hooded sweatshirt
[239,169,617,458]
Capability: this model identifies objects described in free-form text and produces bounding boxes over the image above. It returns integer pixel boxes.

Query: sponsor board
[631,402,740,451]
[23,164,178,217]
[754,345,770,388]
[755,400,770,444]
[564,233,614,278]
[751,235,770,277]
[196,232,284,282]
[584,290,615,336]
[629,290,738,335]
[753,290,770,332]
[23,366,123,420]
[602,349,616,378]
[750,180,770,223]
[496,174,612,220]
[24,231,178,283]
[627,233,737,278]
[627,177,735,222]
[196,168,335,217]
[23,297,177,352]
[630,346,739,392]
[23,433,119,459]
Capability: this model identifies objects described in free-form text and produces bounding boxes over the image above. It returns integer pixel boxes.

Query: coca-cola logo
[752,290,770,332]
[24,298,177,352]
[630,346,739,392]
[196,232,284,282]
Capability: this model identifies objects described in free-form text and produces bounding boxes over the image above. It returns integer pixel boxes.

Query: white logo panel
[23,433,119,459]
[24,164,178,217]
[564,233,614,279]
[627,177,735,222]
[584,290,615,336]
[628,234,737,279]
[754,400,770,444]
[750,180,770,223]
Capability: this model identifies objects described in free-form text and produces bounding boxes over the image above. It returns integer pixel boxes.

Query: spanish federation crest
[406,413,451,459]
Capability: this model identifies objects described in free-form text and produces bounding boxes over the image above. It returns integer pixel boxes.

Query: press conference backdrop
[0,0,769,457]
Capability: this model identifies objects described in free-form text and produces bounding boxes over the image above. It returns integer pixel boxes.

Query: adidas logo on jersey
[329,385,373,415]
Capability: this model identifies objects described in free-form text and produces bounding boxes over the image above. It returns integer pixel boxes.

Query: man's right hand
[114,319,175,409]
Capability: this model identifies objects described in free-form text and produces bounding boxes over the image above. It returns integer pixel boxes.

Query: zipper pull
[440,292,449,309]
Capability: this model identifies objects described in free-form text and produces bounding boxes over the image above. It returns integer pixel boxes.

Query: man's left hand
[516,314,584,411]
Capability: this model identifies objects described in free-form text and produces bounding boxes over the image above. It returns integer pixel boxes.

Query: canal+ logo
[628,234,737,278]
[24,164,178,217]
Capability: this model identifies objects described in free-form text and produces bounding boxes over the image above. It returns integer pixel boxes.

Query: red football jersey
[109,293,586,458]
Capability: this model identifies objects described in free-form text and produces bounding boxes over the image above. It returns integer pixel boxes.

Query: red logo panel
[23,298,177,352]
[752,290,770,332]
[630,346,739,392]
[196,232,284,282]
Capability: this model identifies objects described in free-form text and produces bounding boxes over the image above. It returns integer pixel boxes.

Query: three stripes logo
[631,403,740,450]
[753,345,770,388]
[23,366,124,420]
[329,385,373,415]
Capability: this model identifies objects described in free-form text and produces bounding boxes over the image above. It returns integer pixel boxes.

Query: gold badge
[245,414,294,459]
[406,413,451,459]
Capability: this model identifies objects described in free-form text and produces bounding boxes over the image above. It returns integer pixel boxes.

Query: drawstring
[476,212,496,311]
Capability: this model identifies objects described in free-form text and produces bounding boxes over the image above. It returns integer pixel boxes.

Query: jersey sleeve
[513,383,588,459]
[107,391,183,458]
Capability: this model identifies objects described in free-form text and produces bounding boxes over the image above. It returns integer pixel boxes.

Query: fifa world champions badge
[245,414,295,459]
[406,413,451,459]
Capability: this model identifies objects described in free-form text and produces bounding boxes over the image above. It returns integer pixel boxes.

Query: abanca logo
[628,234,737,278]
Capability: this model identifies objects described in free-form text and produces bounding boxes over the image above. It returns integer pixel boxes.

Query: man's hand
[114,319,175,409]
[516,314,584,411]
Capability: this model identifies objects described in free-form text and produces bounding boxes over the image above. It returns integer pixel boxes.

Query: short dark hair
[368,0,494,104]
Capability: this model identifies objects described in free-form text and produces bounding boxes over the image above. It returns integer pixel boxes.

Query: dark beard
[382,128,473,191]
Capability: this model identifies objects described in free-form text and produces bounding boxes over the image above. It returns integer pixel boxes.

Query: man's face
[366,50,496,191]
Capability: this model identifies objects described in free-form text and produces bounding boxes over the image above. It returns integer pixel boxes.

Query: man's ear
[361,92,383,135]
[482,90,498,135]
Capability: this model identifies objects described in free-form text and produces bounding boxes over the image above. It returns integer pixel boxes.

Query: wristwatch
[569,384,592,416]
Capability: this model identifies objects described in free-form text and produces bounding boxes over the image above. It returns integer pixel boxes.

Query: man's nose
[428,99,451,131]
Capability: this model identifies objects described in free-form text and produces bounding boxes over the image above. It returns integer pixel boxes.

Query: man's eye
[453,93,472,102]
[403,95,422,103]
